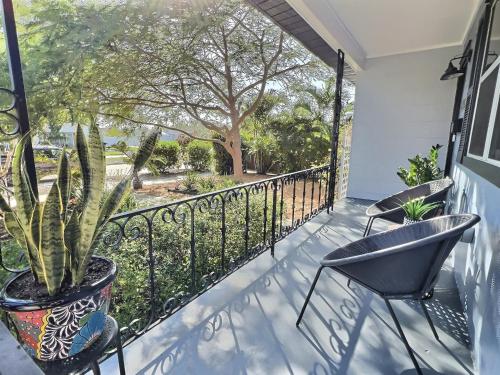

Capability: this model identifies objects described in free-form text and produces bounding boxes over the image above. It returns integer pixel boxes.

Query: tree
[242,94,282,174]
[87,0,316,177]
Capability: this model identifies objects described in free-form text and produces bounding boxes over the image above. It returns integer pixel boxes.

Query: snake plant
[0,124,158,295]
[401,197,442,221]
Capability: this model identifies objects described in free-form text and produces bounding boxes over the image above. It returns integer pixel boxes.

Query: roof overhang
[247,0,357,81]
[250,0,483,81]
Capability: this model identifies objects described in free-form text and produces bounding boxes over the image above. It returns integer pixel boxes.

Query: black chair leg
[420,300,439,341]
[363,217,374,237]
[90,361,101,375]
[296,266,324,326]
[384,299,422,375]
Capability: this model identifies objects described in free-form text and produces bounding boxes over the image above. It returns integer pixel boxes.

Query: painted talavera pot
[0,256,116,361]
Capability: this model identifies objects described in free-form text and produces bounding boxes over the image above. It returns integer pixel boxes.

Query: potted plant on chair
[0,124,157,361]
[401,197,443,225]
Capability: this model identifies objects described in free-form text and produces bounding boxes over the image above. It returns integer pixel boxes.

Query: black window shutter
[457,93,473,162]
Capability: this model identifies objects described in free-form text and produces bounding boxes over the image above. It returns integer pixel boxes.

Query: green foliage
[269,112,330,172]
[196,176,236,193]
[97,191,279,327]
[181,171,201,192]
[187,141,212,172]
[0,126,158,295]
[401,198,442,221]
[397,145,444,187]
[212,135,233,175]
[242,95,281,174]
[10,0,323,177]
[149,141,180,174]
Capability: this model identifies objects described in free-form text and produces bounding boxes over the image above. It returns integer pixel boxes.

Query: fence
[0,165,334,349]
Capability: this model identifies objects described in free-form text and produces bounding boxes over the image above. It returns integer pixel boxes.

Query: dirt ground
[134,172,328,222]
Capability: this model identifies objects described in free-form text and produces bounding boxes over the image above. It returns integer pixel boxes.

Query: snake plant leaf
[0,192,11,212]
[133,130,159,172]
[28,202,43,279]
[96,176,132,237]
[39,182,65,295]
[57,150,71,217]
[4,210,41,283]
[4,211,27,250]
[75,123,105,283]
[64,211,80,284]
[12,134,34,231]
[76,124,91,203]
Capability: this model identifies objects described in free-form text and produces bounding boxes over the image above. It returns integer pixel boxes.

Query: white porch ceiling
[286,0,481,71]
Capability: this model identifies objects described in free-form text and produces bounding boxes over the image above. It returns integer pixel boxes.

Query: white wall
[450,162,500,374]
[347,46,460,200]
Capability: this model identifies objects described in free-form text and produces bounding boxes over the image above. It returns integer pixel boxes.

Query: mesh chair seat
[324,214,477,298]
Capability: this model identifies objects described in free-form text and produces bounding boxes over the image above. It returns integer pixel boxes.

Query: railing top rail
[109,165,329,220]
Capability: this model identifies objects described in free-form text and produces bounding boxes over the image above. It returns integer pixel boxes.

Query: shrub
[187,140,212,171]
[212,138,233,175]
[97,192,281,330]
[197,175,236,193]
[150,141,180,174]
[181,171,200,191]
[397,144,443,187]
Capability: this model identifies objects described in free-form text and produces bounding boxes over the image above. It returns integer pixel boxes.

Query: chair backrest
[375,177,454,223]
[338,214,480,298]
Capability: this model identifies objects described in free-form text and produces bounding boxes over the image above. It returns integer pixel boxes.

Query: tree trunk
[232,147,244,178]
[132,170,143,190]
[224,132,244,177]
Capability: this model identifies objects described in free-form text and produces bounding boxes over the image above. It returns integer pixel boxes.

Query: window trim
[465,0,500,169]
[483,0,500,71]
[466,57,500,167]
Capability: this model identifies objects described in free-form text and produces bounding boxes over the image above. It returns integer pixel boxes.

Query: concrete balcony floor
[100,199,473,375]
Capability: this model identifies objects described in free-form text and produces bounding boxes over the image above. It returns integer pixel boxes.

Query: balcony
[97,198,473,375]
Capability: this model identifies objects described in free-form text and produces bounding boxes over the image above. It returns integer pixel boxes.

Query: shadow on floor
[135,222,376,375]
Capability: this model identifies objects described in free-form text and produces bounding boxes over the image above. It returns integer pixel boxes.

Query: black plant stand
[35,316,125,375]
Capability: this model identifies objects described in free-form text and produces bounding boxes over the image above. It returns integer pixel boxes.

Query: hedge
[150,141,180,174]
[187,140,212,171]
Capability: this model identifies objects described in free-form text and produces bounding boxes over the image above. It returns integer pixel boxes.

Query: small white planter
[403,217,421,225]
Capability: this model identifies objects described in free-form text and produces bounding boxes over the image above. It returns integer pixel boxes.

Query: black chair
[296,214,480,375]
[364,178,454,237]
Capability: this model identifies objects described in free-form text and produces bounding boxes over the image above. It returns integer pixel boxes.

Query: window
[484,0,500,71]
[468,66,498,156]
[466,0,500,170]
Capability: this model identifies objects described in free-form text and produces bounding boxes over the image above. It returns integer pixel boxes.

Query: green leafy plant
[181,171,200,192]
[401,198,442,221]
[187,141,212,171]
[397,144,443,187]
[149,141,180,174]
[0,124,158,295]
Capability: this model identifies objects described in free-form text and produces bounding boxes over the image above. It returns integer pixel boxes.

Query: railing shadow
[133,219,374,375]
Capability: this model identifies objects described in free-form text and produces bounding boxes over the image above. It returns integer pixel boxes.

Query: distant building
[42,124,178,148]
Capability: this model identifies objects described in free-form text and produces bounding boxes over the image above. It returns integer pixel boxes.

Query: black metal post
[1,0,38,197]
[270,179,278,257]
[327,49,344,213]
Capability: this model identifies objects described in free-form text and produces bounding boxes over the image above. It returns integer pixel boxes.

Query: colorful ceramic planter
[0,256,116,361]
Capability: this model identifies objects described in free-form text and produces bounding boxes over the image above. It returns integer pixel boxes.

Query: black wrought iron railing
[98,165,332,346]
[0,165,334,352]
